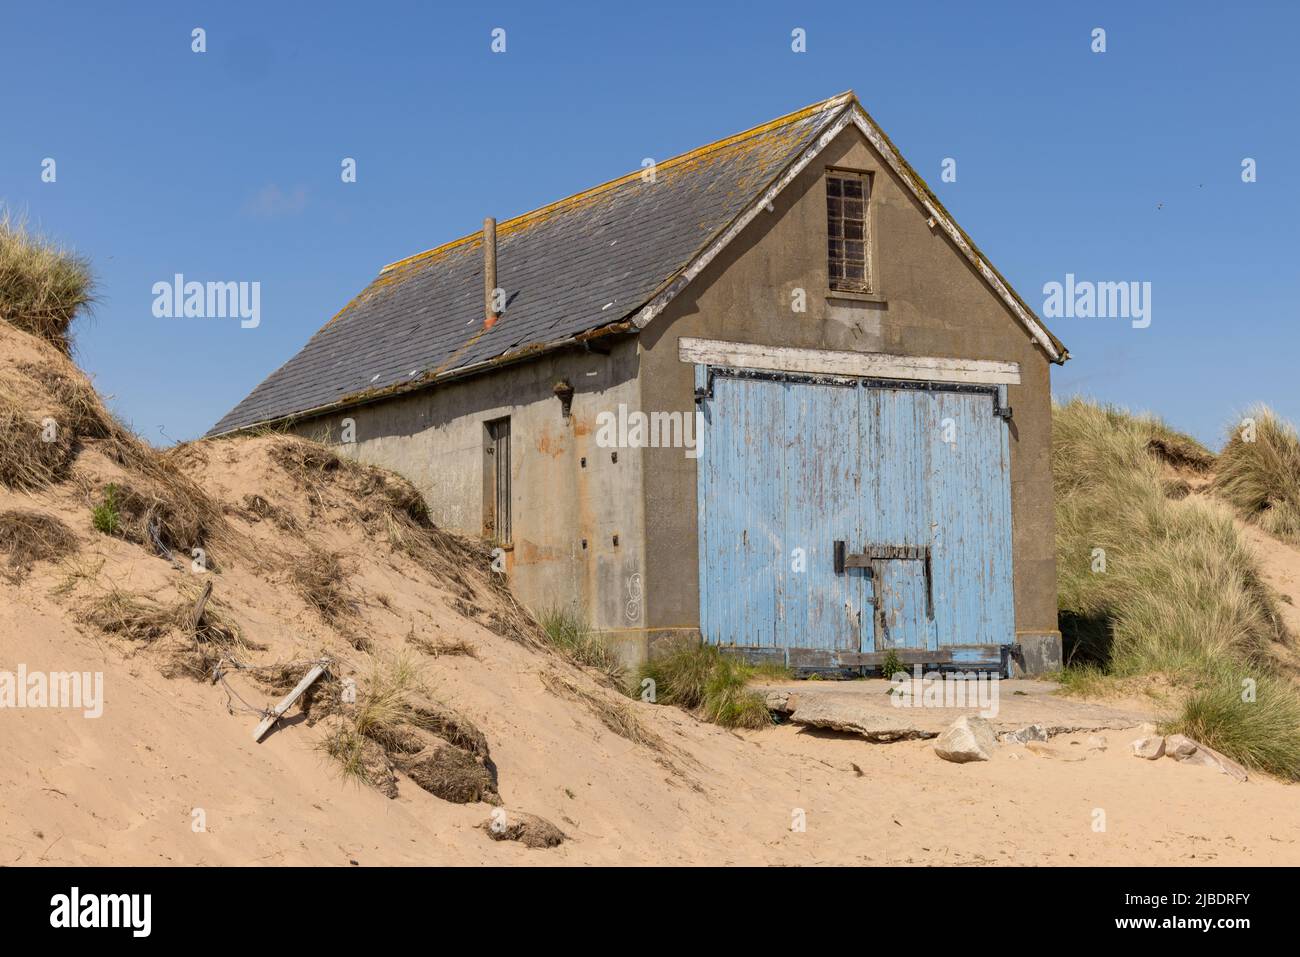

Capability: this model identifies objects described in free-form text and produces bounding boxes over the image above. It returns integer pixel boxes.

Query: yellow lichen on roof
[377,91,855,277]
[321,252,437,327]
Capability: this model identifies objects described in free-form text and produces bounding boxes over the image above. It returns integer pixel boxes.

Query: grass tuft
[537,604,622,676]
[0,214,95,353]
[1213,404,1300,544]
[1164,668,1300,779]
[1053,397,1300,778]
[91,483,122,535]
[1053,397,1284,675]
[1049,663,1113,698]
[635,642,773,730]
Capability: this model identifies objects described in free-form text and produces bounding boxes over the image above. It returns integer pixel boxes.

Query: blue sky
[2,0,1295,444]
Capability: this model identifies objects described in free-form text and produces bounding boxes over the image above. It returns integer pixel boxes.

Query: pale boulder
[1131,735,1165,760]
[933,715,997,763]
[1162,734,1248,782]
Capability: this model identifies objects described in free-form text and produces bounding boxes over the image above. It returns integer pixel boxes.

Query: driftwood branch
[252,660,331,743]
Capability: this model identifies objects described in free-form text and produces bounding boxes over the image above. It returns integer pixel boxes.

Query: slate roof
[209,93,854,435]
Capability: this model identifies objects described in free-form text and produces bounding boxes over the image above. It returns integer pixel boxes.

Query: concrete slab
[758,678,1154,741]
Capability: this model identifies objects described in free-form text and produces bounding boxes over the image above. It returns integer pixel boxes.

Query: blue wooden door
[697,374,868,649]
[696,374,784,647]
[928,388,1014,651]
[696,371,1013,659]
[778,378,868,651]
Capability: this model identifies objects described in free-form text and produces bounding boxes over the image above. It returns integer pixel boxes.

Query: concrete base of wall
[600,627,701,671]
[603,627,1064,678]
[1011,632,1063,677]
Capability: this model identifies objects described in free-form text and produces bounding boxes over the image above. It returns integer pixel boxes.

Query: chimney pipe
[483,217,498,329]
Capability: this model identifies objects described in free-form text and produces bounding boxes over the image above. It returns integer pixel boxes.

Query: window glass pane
[827,173,870,293]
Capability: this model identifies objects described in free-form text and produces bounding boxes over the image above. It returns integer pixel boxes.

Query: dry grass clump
[362,470,523,615]
[82,588,180,642]
[0,337,234,575]
[290,545,356,623]
[134,461,238,568]
[405,630,478,658]
[0,388,77,489]
[16,360,115,440]
[403,744,497,804]
[540,668,660,747]
[408,700,491,759]
[271,435,432,528]
[67,430,241,569]
[269,437,355,483]
[1213,405,1300,544]
[240,493,299,531]
[479,811,566,849]
[272,437,414,527]
[633,642,774,730]
[1145,430,1216,473]
[0,215,95,354]
[323,728,399,797]
[0,508,78,581]
[318,654,500,803]
[12,349,152,475]
[90,480,218,561]
[81,582,241,649]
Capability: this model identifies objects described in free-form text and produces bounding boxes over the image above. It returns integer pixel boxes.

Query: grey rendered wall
[293,339,649,641]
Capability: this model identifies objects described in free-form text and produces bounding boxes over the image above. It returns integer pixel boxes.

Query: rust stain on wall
[535,428,566,458]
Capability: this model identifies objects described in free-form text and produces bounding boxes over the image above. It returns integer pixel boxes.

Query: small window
[827,172,870,292]
[483,417,511,545]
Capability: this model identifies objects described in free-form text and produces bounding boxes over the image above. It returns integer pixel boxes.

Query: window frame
[825,168,873,295]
